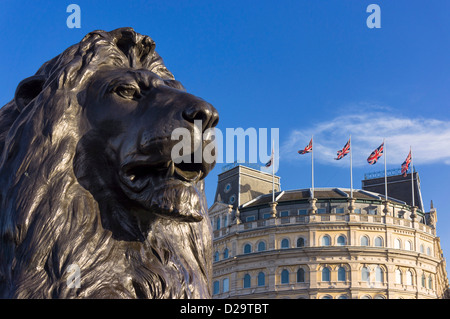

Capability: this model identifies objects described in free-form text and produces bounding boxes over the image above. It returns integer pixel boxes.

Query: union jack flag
[298,138,313,155]
[335,139,351,160]
[401,150,412,177]
[367,143,384,165]
[265,148,274,167]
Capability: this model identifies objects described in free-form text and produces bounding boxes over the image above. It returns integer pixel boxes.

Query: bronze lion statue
[0,27,218,298]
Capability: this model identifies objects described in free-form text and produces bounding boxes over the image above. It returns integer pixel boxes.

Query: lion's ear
[14,75,46,112]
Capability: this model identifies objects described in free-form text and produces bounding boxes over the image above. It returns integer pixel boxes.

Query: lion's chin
[119,175,204,223]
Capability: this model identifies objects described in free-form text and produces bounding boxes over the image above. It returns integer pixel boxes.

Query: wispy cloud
[281,109,450,167]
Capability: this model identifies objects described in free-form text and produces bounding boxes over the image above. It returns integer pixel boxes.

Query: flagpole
[384,138,387,201]
[411,146,415,207]
[350,135,353,198]
[272,139,275,203]
[311,135,314,199]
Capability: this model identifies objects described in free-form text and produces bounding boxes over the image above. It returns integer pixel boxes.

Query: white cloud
[281,110,450,167]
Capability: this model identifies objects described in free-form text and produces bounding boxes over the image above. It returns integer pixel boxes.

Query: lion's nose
[182,101,219,132]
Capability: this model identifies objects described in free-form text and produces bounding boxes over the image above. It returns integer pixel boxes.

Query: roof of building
[240,187,408,209]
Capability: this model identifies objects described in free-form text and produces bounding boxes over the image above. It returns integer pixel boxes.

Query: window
[368,208,377,215]
[336,207,345,214]
[297,237,305,248]
[281,269,289,284]
[338,295,348,299]
[246,216,255,222]
[395,269,402,284]
[224,183,231,193]
[362,267,370,283]
[405,241,412,251]
[280,211,289,217]
[428,276,433,289]
[297,268,305,283]
[318,208,327,214]
[257,272,265,286]
[322,267,330,281]
[223,215,228,227]
[214,251,219,262]
[420,244,425,253]
[322,235,331,246]
[427,247,432,256]
[422,274,426,288]
[223,248,229,259]
[298,209,308,215]
[337,235,346,246]
[360,235,369,246]
[321,295,332,299]
[257,241,266,252]
[375,266,384,283]
[281,238,290,249]
[406,270,413,285]
[213,281,220,294]
[375,236,383,247]
[354,208,361,214]
[243,274,251,288]
[263,213,271,219]
[223,278,229,293]
[338,267,346,281]
[229,195,236,204]
[394,239,401,249]
[216,217,221,230]
[243,243,252,254]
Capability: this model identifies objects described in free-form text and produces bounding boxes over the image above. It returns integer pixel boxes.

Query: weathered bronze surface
[0,27,218,298]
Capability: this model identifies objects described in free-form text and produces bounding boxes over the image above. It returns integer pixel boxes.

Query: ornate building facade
[209,165,449,299]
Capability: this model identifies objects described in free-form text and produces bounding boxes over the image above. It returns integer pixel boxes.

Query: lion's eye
[114,85,141,100]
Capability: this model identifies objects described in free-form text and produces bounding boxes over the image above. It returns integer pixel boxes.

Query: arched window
[338,267,346,281]
[395,269,402,284]
[428,276,433,289]
[362,267,370,283]
[360,235,369,246]
[321,295,333,299]
[243,274,251,288]
[223,215,228,227]
[243,243,252,254]
[394,238,401,249]
[406,270,413,285]
[421,274,426,288]
[420,244,425,253]
[297,268,305,283]
[223,248,229,259]
[257,272,265,286]
[281,269,289,284]
[375,266,384,283]
[375,236,383,247]
[322,267,330,281]
[297,237,305,248]
[257,241,266,252]
[322,235,331,246]
[405,241,412,251]
[427,247,432,256]
[281,238,290,249]
[337,235,346,246]
[338,295,348,299]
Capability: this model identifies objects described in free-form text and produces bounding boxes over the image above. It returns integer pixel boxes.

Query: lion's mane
[0,28,212,298]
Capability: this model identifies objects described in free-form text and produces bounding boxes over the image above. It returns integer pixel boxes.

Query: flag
[401,150,412,177]
[335,139,351,160]
[265,147,274,167]
[367,143,384,165]
[298,138,313,155]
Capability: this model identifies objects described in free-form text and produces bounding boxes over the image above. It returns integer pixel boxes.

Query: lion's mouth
[119,160,204,192]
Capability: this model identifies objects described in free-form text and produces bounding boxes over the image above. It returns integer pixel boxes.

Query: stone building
[209,165,449,299]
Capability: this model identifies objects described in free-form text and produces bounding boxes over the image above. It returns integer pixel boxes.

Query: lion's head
[0,27,218,298]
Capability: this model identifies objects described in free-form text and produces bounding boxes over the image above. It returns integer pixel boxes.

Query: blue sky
[1,1,450,273]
